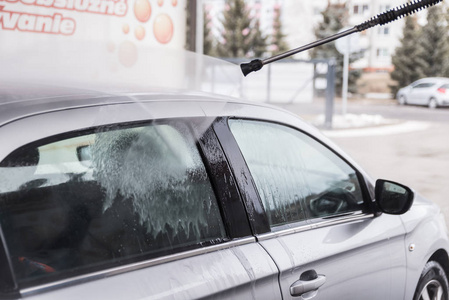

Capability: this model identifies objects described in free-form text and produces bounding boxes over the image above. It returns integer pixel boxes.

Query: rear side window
[0,121,226,286]
[229,120,364,228]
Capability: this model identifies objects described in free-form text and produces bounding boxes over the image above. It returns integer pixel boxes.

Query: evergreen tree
[311,3,361,94]
[250,19,268,57]
[390,16,425,95]
[217,0,254,58]
[270,5,289,56]
[416,5,449,77]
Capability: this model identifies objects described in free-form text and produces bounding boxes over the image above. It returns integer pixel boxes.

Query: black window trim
[196,118,253,239]
[212,118,271,235]
[0,116,253,295]
[216,117,376,237]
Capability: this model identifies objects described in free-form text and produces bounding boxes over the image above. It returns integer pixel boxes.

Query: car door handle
[290,270,326,297]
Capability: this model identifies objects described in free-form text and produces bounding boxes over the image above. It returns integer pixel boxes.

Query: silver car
[397,77,449,109]
[0,83,448,300]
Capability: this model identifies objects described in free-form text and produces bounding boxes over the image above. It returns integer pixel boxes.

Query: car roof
[414,77,449,83]
[0,82,263,127]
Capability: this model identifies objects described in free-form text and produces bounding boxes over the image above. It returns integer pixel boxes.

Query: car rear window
[0,121,226,287]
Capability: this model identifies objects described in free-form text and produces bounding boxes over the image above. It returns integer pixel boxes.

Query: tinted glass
[229,120,364,227]
[413,83,435,88]
[0,122,226,285]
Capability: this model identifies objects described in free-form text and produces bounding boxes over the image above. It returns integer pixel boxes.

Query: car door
[409,82,435,104]
[0,110,282,299]
[223,118,408,300]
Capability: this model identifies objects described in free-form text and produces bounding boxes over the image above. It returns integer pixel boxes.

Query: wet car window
[0,122,226,286]
[229,119,364,227]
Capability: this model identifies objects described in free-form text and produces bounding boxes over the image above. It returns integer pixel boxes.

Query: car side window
[229,119,364,228]
[0,122,226,285]
[413,83,435,88]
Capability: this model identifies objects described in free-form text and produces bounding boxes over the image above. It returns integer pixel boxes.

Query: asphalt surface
[278,98,449,225]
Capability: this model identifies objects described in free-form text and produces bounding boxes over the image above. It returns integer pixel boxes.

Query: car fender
[400,193,449,299]
[396,87,410,99]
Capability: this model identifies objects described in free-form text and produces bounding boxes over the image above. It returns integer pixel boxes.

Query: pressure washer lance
[240,0,442,77]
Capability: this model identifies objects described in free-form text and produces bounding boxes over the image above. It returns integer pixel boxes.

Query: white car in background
[397,77,449,109]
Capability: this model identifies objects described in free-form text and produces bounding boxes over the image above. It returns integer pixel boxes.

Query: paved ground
[277,98,449,225]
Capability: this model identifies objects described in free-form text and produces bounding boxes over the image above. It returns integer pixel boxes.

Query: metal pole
[325,59,336,129]
[263,28,358,65]
[342,38,349,115]
[267,64,272,103]
[195,0,204,54]
[313,62,317,101]
[188,1,196,52]
[211,64,215,93]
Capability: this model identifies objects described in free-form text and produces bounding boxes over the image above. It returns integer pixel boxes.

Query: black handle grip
[357,0,442,31]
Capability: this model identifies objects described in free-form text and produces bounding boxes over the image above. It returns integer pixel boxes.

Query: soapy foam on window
[91,125,215,239]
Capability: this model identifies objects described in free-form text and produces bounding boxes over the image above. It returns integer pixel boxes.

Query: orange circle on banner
[118,41,138,67]
[153,14,173,44]
[172,0,177,6]
[134,0,151,23]
[157,0,163,6]
[135,26,145,40]
[122,24,130,34]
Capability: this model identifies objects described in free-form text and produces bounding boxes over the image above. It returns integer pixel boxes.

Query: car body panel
[259,213,407,299]
[23,242,281,300]
[400,194,449,299]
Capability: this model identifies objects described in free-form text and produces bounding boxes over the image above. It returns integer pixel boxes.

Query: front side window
[0,121,226,286]
[229,120,364,228]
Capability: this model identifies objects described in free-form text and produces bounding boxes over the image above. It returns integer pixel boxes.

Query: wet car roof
[0,82,248,127]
